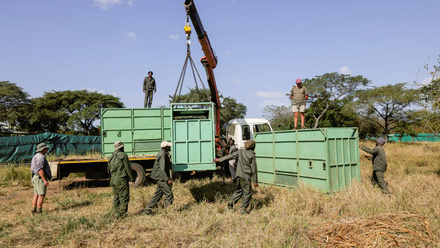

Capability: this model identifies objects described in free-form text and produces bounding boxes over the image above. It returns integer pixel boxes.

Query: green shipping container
[254,127,360,193]
[171,103,216,172]
[101,108,171,156]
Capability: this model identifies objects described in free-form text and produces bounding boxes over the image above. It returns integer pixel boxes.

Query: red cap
[296,78,302,84]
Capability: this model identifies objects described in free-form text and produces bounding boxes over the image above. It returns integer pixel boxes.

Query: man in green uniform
[360,138,389,194]
[214,140,258,214]
[31,142,52,214]
[290,78,309,129]
[143,71,156,108]
[143,141,173,214]
[108,141,135,217]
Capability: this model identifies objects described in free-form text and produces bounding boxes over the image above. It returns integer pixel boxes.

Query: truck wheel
[131,163,145,187]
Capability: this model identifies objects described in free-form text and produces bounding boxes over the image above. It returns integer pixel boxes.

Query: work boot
[227,202,234,210]
[31,207,37,215]
[36,208,42,214]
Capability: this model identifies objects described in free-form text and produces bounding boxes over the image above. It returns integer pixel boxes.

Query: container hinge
[309,161,313,169]
[117,130,121,137]
[323,162,326,170]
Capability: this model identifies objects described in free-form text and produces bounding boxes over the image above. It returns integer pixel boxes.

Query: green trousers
[144,90,154,108]
[371,170,389,193]
[229,177,252,212]
[146,180,173,209]
[110,177,130,217]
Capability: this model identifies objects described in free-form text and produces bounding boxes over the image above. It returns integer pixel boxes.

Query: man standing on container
[143,70,156,108]
[31,142,52,214]
[360,138,389,194]
[290,78,309,129]
[143,141,173,214]
[108,141,135,218]
[214,140,258,214]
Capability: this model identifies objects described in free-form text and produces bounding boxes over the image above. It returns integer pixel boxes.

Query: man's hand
[359,144,362,148]
[132,180,135,185]
[143,89,145,93]
[290,95,293,99]
[213,158,219,163]
[154,90,156,94]
[167,179,173,186]
[44,180,49,186]
[253,183,258,188]
[305,95,309,100]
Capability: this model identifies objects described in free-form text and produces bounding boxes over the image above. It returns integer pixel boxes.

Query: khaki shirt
[143,76,156,91]
[219,149,258,182]
[361,145,387,172]
[108,150,135,181]
[150,149,172,181]
[290,86,309,105]
[31,153,52,179]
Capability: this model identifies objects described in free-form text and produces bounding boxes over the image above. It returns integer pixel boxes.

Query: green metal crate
[171,103,216,172]
[101,108,171,156]
[254,127,360,193]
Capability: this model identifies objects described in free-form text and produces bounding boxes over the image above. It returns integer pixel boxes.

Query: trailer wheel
[131,163,145,187]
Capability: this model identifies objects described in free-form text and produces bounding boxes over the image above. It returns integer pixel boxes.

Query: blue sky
[1,0,439,118]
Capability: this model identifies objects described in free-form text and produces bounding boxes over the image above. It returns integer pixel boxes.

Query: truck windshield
[254,124,271,133]
[242,125,251,140]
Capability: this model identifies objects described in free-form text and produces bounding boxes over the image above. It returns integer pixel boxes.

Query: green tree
[420,55,440,136]
[263,105,293,131]
[0,81,31,134]
[170,88,247,125]
[354,83,420,138]
[19,90,124,135]
[303,72,370,128]
[304,98,359,128]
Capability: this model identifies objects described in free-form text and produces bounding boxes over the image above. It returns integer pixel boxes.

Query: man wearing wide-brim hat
[30,142,52,214]
[143,141,173,214]
[108,141,135,218]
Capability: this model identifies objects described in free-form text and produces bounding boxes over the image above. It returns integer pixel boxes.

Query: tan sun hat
[114,141,124,150]
[160,141,172,148]
[36,142,50,152]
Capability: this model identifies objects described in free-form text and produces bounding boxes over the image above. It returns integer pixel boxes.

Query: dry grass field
[1,141,440,247]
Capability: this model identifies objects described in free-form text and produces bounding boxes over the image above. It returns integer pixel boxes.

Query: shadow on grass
[189,181,235,203]
[57,200,93,211]
[63,180,110,190]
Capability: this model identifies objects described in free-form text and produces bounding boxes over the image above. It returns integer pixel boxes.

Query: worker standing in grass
[143,141,173,214]
[290,78,309,129]
[108,141,135,218]
[360,138,390,194]
[30,142,52,214]
[143,70,156,108]
[214,140,258,214]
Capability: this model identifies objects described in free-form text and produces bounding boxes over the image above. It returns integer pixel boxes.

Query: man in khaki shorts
[290,78,309,129]
[30,142,52,214]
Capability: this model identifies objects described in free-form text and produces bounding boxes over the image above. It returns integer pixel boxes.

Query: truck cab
[226,118,273,149]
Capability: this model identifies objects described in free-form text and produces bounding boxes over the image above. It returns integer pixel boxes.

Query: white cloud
[126,0,135,7]
[258,99,290,107]
[93,0,124,10]
[125,32,136,38]
[80,87,107,95]
[256,91,285,99]
[168,34,179,40]
[339,66,352,75]
[231,78,243,84]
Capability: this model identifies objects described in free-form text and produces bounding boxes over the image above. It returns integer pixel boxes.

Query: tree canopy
[303,72,370,128]
[354,83,420,137]
[15,90,124,135]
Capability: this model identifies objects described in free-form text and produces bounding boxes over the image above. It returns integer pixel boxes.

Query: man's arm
[38,169,49,186]
[217,152,238,163]
[153,79,157,93]
[159,154,170,181]
[123,154,135,182]
[143,77,146,92]
[251,155,258,185]
[304,87,309,100]
[361,146,377,155]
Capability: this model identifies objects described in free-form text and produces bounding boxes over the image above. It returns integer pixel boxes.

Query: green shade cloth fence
[0,132,101,163]
[366,133,440,142]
